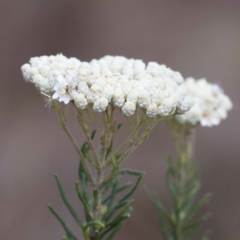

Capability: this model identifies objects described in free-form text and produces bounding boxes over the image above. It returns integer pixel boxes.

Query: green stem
[114,114,146,156]
[117,117,162,165]
[54,102,94,183]
[78,109,101,168]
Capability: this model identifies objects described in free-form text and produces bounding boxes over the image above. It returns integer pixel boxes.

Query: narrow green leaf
[117,170,144,204]
[116,182,132,193]
[183,213,211,240]
[83,221,105,231]
[184,193,211,224]
[145,187,171,239]
[90,129,97,140]
[180,181,201,216]
[102,179,116,197]
[118,169,144,176]
[165,168,179,200]
[105,221,124,240]
[104,199,133,223]
[106,178,118,208]
[81,142,88,158]
[54,174,83,228]
[80,142,94,165]
[157,214,171,240]
[103,169,143,223]
[116,154,122,161]
[103,169,143,222]
[93,188,99,208]
[117,123,122,130]
[105,140,113,161]
[102,182,132,205]
[102,152,119,187]
[113,200,129,210]
[104,201,128,226]
[99,221,125,240]
[78,161,89,202]
[82,221,105,240]
[111,152,118,169]
[106,201,133,227]
[151,195,173,227]
[48,205,78,240]
[75,182,92,220]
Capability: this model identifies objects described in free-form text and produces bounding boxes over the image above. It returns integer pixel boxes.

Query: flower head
[21,54,194,117]
[175,78,232,127]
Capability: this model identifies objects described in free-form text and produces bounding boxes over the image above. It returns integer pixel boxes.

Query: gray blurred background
[1,0,240,239]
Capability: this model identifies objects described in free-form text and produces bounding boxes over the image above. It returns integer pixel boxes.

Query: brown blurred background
[1,0,240,239]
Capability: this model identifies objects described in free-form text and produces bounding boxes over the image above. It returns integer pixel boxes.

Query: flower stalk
[150,120,211,240]
[50,101,155,240]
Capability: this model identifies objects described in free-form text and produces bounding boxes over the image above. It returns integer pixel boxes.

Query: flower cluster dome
[175,78,232,127]
[21,54,194,117]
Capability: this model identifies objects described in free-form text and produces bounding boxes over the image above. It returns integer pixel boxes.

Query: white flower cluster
[21,54,194,117]
[175,78,232,127]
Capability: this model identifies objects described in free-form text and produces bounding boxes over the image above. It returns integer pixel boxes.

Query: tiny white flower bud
[138,90,151,108]
[74,93,88,109]
[127,90,139,104]
[122,101,136,116]
[77,82,89,96]
[158,98,176,117]
[86,91,99,103]
[113,88,125,107]
[93,97,108,112]
[21,63,32,82]
[176,96,194,114]
[146,103,158,118]
[33,74,50,92]
[102,85,114,102]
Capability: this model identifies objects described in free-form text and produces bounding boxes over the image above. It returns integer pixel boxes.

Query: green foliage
[48,205,78,240]
[49,129,144,240]
[150,157,211,240]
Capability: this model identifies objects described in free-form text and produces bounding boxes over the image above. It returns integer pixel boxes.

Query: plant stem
[117,117,162,165]
[54,102,94,183]
[114,114,146,156]
[52,102,150,240]
[91,106,115,239]
[78,109,101,168]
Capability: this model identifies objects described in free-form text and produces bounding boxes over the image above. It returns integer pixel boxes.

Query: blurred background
[1,0,240,239]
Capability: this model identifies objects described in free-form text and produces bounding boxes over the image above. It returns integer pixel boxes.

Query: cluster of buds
[175,78,232,127]
[21,55,194,118]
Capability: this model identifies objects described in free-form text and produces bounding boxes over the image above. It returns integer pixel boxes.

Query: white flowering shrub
[22,53,233,240]
[21,54,194,240]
